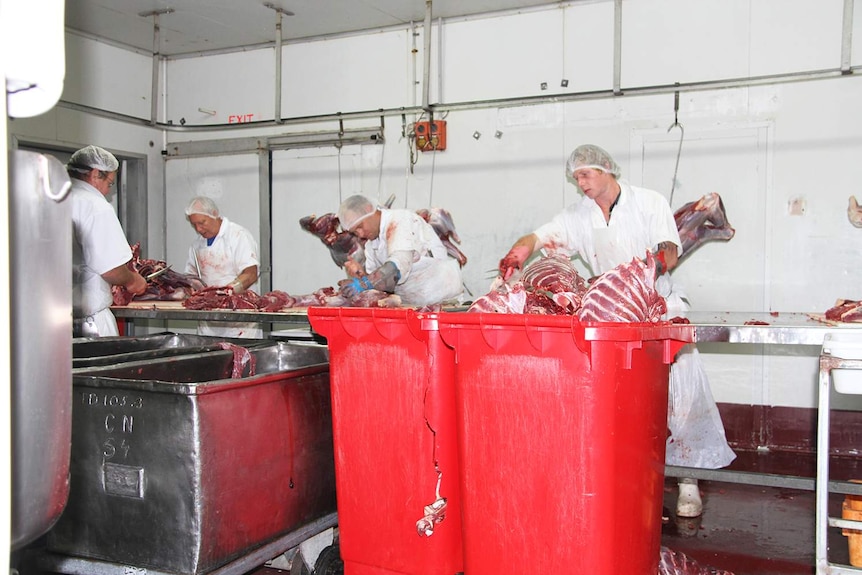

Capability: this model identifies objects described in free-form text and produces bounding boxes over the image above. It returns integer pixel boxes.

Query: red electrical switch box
[415,120,447,152]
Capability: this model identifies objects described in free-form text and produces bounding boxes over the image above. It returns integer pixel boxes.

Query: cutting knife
[145,265,171,281]
[192,249,207,286]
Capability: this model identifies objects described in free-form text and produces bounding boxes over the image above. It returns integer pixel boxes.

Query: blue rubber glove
[340,261,402,299]
[340,276,374,298]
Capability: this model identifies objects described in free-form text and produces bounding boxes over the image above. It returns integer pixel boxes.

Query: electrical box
[415,120,447,152]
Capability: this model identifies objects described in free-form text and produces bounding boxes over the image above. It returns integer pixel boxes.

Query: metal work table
[113,307,850,344]
[112,305,314,336]
[667,311,862,493]
[686,311,853,345]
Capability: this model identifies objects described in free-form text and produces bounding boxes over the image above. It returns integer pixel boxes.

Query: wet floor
[661,449,861,575]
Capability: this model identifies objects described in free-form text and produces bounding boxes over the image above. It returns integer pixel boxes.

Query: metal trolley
[817,336,862,574]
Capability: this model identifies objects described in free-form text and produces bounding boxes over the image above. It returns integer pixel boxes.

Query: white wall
[9,33,166,259]
[9,0,862,412]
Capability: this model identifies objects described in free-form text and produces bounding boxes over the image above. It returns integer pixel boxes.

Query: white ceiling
[66,0,561,57]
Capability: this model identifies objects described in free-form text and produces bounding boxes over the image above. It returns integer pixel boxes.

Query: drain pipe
[139,8,173,125]
[422,0,433,112]
[264,3,293,123]
[275,10,283,122]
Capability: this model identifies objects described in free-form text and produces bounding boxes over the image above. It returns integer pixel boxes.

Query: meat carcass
[521,252,587,313]
[218,342,257,379]
[578,252,667,323]
[112,243,205,305]
[675,193,735,262]
[468,281,528,314]
[824,299,862,323]
[658,546,734,575]
[183,286,260,310]
[299,213,366,269]
[280,287,401,309]
[300,205,468,270]
[848,196,862,228]
[416,207,468,267]
[468,253,587,314]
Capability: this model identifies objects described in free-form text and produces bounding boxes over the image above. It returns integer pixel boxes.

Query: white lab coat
[533,180,736,469]
[185,217,263,338]
[364,209,463,307]
[71,179,133,337]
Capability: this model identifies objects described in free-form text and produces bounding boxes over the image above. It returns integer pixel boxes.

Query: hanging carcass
[674,192,735,263]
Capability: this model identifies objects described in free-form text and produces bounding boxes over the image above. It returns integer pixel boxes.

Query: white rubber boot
[676,478,703,518]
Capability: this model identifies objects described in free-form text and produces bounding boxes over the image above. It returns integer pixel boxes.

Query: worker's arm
[229,265,258,293]
[499,233,539,280]
[102,263,147,295]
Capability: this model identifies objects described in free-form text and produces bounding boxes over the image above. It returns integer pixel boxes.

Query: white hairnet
[338,194,376,231]
[185,196,220,218]
[67,145,119,174]
[565,144,621,179]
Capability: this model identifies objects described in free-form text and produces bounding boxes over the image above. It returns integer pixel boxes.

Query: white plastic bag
[665,345,736,469]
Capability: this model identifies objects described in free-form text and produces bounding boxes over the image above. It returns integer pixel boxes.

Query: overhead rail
[55,62,862,135]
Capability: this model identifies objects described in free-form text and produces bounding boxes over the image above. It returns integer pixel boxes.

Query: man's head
[565,144,622,201]
[66,145,119,196]
[185,196,223,239]
[338,194,381,240]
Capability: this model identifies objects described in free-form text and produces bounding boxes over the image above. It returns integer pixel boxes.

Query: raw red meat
[521,252,587,313]
[675,193,735,262]
[217,342,256,379]
[578,252,667,323]
[182,286,294,312]
[468,281,528,313]
[299,213,366,269]
[279,287,401,309]
[301,205,468,270]
[416,207,468,267]
[468,254,587,314]
[824,299,862,322]
[112,243,205,305]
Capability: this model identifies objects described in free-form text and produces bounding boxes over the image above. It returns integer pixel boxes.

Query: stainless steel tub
[47,342,335,575]
[72,332,272,368]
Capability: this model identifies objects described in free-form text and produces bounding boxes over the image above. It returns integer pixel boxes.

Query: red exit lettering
[228,114,255,123]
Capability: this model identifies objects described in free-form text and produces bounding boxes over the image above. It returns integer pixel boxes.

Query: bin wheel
[312,544,343,575]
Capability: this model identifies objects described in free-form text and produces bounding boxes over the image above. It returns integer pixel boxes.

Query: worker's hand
[498,245,532,281]
[126,273,147,295]
[340,276,374,299]
[229,279,245,294]
[343,259,364,278]
[653,250,668,276]
[652,242,678,277]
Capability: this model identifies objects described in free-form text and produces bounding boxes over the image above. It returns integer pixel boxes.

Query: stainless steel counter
[685,311,855,345]
[113,307,856,345]
[112,305,313,325]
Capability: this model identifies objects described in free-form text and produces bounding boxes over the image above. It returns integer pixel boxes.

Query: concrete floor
[660,450,862,575]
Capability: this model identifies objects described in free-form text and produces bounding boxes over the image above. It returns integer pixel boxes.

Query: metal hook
[666,85,684,206]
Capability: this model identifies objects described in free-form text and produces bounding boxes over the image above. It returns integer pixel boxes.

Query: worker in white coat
[184,196,263,338]
[499,144,736,518]
[337,194,463,307]
[69,145,147,337]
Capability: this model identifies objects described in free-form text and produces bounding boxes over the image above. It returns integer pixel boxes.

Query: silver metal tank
[72,332,272,368]
[10,150,73,549]
[47,342,336,575]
